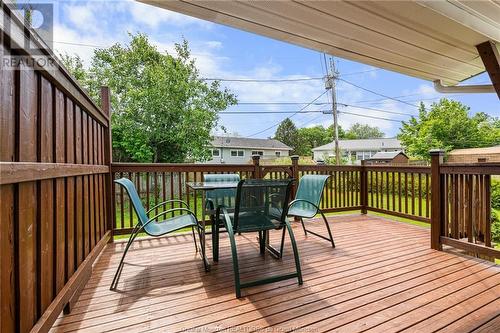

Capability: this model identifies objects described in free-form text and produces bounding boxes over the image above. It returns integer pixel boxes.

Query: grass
[113,191,431,241]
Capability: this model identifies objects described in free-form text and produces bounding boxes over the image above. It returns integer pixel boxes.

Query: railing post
[252,155,262,179]
[430,149,444,250]
[290,155,299,196]
[101,86,114,242]
[360,160,368,214]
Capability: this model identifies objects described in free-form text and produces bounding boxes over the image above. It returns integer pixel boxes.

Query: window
[231,150,244,157]
[275,151,281,157]
[212,149,220,157]
[251,151,263,156]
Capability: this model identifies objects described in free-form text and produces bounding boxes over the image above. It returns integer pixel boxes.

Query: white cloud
[128,1,212,29]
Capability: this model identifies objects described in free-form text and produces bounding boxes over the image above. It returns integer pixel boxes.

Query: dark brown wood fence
[431,150,499,259]
[1,6,112,333]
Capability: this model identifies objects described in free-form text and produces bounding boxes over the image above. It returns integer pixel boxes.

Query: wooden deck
[51,214,500,333]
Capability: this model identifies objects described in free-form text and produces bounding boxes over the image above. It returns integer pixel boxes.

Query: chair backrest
[295,174,330,208]
[204,173,240,209]
[233,179,293,231]
[114,178,149,226]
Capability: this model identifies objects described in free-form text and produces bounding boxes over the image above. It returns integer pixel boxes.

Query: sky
[47,0,499,139]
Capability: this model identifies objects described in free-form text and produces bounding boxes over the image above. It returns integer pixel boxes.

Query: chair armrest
[216,206,232,227]
[288,199,320,215]
[146,207,197,224]
[205,198,215,210]
[146,199,189,215]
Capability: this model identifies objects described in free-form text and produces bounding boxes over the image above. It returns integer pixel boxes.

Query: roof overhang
[140,0,500,96]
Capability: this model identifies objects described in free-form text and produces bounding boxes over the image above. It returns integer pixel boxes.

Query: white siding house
[312,138,403,164]
[206,136,291,164]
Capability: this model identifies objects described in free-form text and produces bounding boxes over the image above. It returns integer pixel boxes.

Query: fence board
[18,66,38,332]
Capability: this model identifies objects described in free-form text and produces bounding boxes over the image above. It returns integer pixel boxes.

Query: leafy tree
[59,54,87,83]
[295,125,346,156]
[60,33,237,162]
[345,123,384,139]
[398,99,500,160]
[274,118,299,154]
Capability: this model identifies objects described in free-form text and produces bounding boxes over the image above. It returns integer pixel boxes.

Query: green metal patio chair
[288,174,335,248]
[215,179,303,298]
[204,173,240,261]
[110,178,201,290]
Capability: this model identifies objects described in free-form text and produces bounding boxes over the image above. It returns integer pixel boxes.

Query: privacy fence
[1,6,112,333]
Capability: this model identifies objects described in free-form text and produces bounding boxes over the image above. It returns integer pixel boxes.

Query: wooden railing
[111,154,499,261]
[365,164,431,222]
[431,151,499,260]
[111,156,429,235]
[1,6,112,333]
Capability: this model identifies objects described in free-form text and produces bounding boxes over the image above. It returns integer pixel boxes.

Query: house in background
[312,138,403,164]
[366,151,409,165]
[447,146,500,163]
[206,136,292,164]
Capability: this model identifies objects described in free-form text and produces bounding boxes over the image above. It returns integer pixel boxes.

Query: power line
[339,68,381,77]
[338,78,419,108]
[201,77,323,82]
[246,90,329,137]
[221,110,325,114]
[338,111,404,123]
[339,104,415,116]
[235,102,329,105]
[220,104,414,117]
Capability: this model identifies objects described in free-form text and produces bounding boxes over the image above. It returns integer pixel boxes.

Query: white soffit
[140,0,500,85]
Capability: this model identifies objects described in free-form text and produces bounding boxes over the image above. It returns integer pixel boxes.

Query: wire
[339,104,415,116]
[339,68,381,77]
[221,110,325,114]
[246,90,329,137]
[338,111,404,123]
[338,78,419,108]
[236,102,329,105]
[201,77,323,82]
[220,104,414,117]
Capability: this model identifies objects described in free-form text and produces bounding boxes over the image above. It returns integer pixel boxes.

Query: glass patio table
[186,181,240,272]
[187,180,286,272]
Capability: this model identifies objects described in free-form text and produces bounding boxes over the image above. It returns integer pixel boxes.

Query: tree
[345,123,384,139]
[398,99,500,160]
[60,33,237,162]
[274,118,299,154]
[295,125,346,156]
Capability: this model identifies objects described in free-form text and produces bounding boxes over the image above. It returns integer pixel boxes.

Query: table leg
[199,190,211,271]
[265,230,282,259]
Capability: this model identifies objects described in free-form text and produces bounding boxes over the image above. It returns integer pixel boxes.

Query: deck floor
[51,214,500,333]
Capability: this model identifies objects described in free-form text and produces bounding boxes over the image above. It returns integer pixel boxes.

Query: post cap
[290,155,299,160]
[251,154,261,160]
[429,149,445,156]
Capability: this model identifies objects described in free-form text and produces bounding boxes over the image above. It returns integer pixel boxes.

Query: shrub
[491,179,500,210]
[492,210,500,245]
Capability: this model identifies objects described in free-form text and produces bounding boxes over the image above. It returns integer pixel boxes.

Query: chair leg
[300,217,307,236]
[223,217,241,298]
[285,220,303,285]
[213,220,220,262]
[110,228,141,290]
[279,227,286,258]
[320,210,335,248]
[191,226,198,253]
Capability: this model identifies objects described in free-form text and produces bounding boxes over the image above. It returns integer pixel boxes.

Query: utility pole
[324,54,340,165]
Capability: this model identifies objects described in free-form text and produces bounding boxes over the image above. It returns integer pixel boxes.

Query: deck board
[51,215,500,332]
